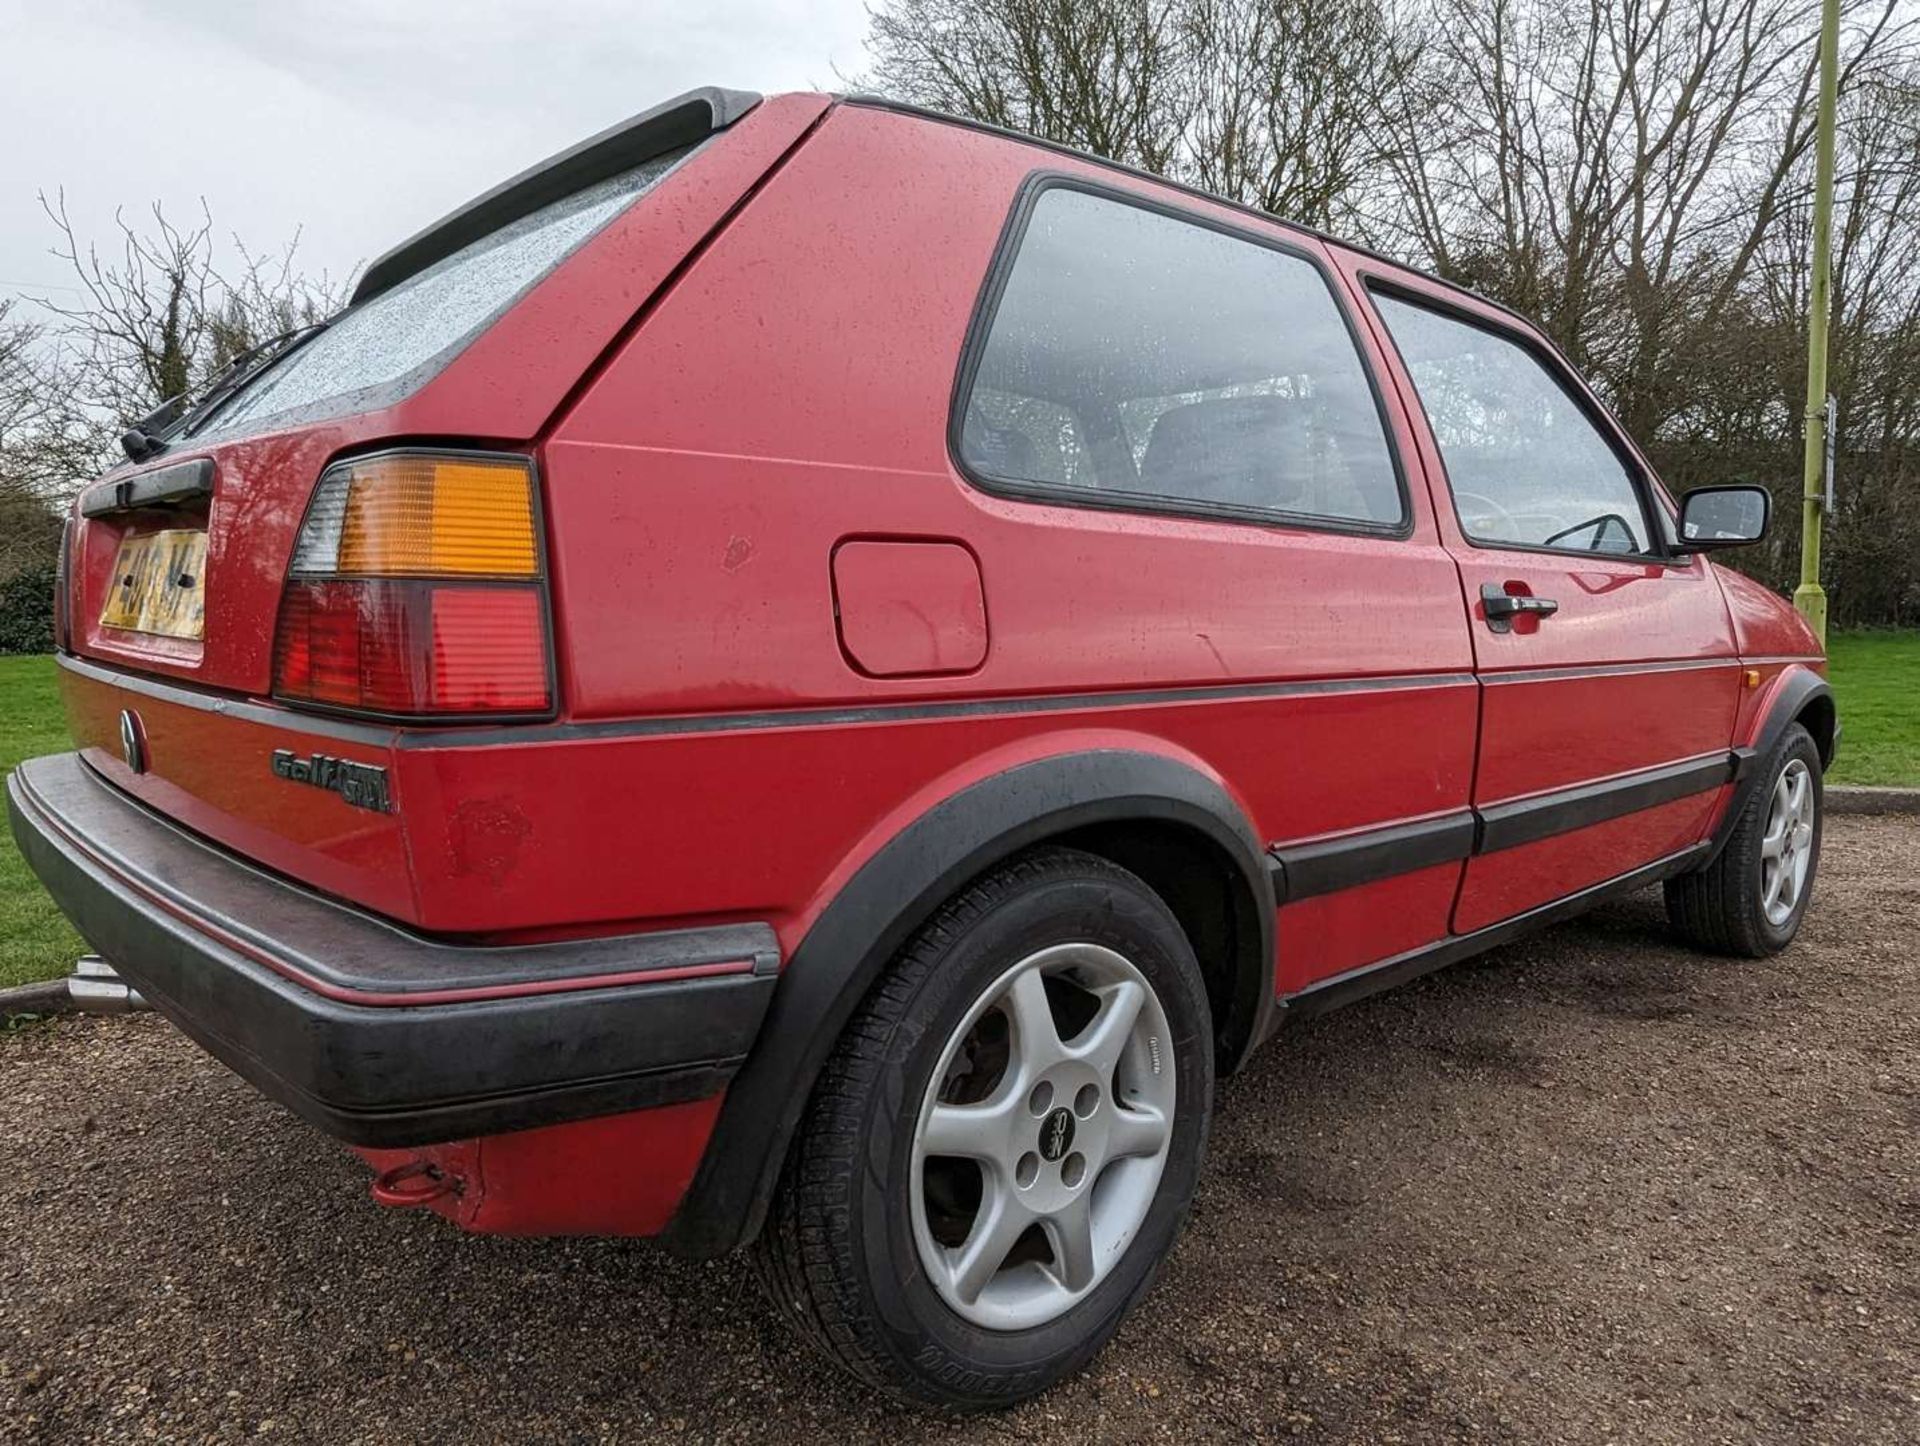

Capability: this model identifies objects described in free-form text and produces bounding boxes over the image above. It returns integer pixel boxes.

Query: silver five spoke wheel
[1761,757,1815,928]
[910,942,1176,1331]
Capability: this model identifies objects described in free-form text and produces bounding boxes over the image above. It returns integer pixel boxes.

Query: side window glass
[961,386,1097,489]
[1370,293,1650,554]
[958,187,1403,528]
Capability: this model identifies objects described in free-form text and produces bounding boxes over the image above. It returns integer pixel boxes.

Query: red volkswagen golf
[9,88,1833,1409]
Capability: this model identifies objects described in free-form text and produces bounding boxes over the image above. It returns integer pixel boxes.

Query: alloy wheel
[908,942,1176,1331]
[1760,757,1815,928]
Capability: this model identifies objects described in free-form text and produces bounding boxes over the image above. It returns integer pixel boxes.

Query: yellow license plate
[99,529,209,640]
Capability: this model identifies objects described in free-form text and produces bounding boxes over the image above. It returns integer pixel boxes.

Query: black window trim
[948,172,1417,542]
[1360,275,1692,569]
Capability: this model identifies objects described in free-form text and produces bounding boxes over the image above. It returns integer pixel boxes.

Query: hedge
[0,565,55,655]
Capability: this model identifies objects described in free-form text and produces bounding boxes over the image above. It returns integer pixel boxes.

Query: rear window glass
[957,186,1403,529]
[198,146,695,437]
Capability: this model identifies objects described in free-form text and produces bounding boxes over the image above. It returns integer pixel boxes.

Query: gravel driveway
[3,817,1915,1444]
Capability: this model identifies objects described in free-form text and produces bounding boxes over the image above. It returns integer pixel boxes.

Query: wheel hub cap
[908,942,1176,1332]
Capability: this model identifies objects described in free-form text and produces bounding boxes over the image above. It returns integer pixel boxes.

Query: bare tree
[0,299,49,445]
[33,193,349,429]
[860,0,1920,624]
[0,301,105,511]
[0,199,349,632]
[36,192,217,422]
[864,0,1416,223]
[867,0,1190,171]
[205,234,342,370]
[1181,0,1423,228]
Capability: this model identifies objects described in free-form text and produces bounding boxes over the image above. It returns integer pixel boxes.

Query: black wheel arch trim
[659,747,1275,1259]
[1699,667,1834,868]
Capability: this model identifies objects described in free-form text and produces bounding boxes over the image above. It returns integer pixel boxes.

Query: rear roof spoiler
[350,86,763,305]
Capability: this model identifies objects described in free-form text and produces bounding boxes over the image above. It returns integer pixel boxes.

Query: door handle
[1481,583,1559,633]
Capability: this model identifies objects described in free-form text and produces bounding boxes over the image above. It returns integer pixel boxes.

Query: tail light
[273,451,552,718]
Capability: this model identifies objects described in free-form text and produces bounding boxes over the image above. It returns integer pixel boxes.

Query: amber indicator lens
[291,453,539,578]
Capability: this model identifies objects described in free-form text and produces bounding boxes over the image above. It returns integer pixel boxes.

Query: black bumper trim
[13,748,779,1000]
[8,754,777,1148]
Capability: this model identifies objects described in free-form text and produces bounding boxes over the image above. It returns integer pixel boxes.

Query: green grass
[0,629,1912,990]
[1826,630,1920,787]
[1,654,85,989]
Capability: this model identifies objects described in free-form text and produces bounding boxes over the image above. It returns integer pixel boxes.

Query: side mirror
[1678,484,1770,551]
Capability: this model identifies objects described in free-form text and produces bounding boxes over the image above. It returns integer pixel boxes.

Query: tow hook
[369,1160,464,1209]
[66,956,148,1014]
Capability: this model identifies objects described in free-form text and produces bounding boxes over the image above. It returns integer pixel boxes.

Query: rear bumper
[8,752,778,1148]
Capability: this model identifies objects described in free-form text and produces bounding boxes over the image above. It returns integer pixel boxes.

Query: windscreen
[197,145,696,438]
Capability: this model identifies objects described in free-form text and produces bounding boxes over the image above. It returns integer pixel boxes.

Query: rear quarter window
[198,145,696,439]
[956,183,1404,531]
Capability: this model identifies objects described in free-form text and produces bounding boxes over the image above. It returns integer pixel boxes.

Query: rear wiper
[168,321,331,439]
[120,394,191,463]
[118,322,332,462]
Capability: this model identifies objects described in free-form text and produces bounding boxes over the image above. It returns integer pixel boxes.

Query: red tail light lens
[427,587,549,709]
[274,581,549,714]
[272,453,552,719]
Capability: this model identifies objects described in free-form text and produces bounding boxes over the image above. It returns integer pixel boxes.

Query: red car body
[11,90,1833,1254]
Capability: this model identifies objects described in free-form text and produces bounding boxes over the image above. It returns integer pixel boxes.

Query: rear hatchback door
[66,89,820,698]
[55,90,830,930]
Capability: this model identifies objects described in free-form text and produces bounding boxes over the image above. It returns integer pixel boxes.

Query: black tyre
[752,846,1214,1411]
[1665,722,1823,957]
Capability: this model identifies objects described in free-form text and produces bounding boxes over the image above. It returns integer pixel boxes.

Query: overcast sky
[0,0,871,306]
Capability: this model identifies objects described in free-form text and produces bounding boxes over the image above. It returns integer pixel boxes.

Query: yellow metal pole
[1794,0,1841,645]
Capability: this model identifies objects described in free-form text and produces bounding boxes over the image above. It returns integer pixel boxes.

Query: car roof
[836,94,1531,332]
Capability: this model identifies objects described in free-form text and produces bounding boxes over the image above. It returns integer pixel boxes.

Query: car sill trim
[1268,810,1476,904]
[1269,753,1735,902]
[1476,752,1735,854]
[1281,841,1713,1019]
